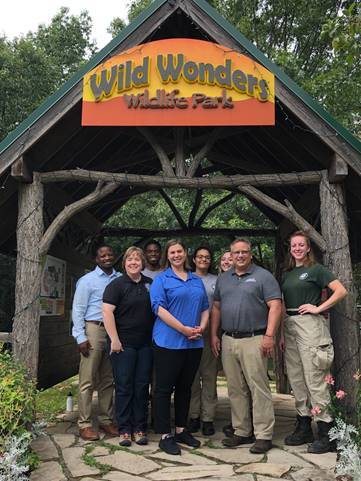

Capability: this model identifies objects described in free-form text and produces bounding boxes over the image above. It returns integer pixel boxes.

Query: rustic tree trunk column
[13,172,44,380]
[320,171,360,419]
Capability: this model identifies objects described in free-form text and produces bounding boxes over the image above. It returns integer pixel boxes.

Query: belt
[286,309,300,316]
[85,320,103,326]
[224,328,266,339]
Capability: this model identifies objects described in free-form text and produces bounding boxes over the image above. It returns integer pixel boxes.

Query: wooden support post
[320,171,360,421]
[273,232,290,394]
[11,156,33,183]
[13,172,44,380]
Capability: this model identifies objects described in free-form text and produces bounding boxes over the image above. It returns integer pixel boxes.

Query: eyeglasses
[196,255,211,261]
[231,250,251,256]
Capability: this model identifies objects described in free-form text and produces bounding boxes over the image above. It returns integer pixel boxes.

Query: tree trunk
[13,173,44,380]
[320,171,360,421]
[274,231,290,394]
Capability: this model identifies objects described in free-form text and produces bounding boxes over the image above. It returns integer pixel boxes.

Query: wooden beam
[320,170,360,421]
[158,189,187,230]
[187,128,223,178]
[40,169,323,189]
[195,192,236,227]
[137,127,175,177]
[101,227,277,237]
[174,127,186,176]
[238,185,327,252]
[188,189,203,228]
[46,185,103,235]
[39,181,118,256]
[13,172,44,380]
[11,156,33,183]
[328,153,348,183]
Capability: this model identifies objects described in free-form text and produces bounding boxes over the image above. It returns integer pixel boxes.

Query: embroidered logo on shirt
[245,278,257,283]
[299,273,309,280]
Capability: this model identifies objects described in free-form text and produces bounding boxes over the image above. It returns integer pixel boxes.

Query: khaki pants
[189,332,218,421]
[78,323,114,428]
[284,314,333,423]
[222,334,274,440]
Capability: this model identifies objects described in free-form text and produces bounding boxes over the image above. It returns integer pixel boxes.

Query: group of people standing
[72,232,347,456]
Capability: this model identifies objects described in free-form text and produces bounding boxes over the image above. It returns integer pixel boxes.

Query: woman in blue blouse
[150,239,209,455]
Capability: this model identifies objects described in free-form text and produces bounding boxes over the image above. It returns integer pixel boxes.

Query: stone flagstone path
[30,389,337,481]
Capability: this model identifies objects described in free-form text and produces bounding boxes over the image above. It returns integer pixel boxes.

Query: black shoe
[175,430,201,448]
[222,423,235,438]
[222,434,256,447]
[159,435,181,455]
[188,417,201,433]
[202,421,215,436]
[249,439,272,454]
[307,421,336,454]
[285,415,314,446]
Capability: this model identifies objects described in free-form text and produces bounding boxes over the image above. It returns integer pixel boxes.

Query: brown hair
[218,250,232,273]
[161,239,191,271]
[230,238,252,251]
[285,231,316,271]
[122,246,146,271]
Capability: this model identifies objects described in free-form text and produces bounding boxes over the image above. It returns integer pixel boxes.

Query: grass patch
[81,453,112,475]
[36,376,78,422]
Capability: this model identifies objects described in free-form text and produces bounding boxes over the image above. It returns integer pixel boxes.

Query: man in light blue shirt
[72,245,120,441]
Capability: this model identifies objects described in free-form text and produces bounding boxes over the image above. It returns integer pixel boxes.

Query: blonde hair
[285,231,316,271]
[122,246,146,271]
[161,239,191,271]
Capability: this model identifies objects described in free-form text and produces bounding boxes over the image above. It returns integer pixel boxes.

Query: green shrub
[0,344,36,445]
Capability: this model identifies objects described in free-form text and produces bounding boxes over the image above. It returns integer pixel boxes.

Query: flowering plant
[313,371,361,481]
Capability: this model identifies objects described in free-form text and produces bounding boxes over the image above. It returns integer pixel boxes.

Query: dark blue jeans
[110,345,153,434]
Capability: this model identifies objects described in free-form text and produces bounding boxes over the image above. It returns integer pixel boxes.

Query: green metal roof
[1,0,360,160]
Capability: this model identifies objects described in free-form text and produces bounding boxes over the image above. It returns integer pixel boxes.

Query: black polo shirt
[103,273,154,347]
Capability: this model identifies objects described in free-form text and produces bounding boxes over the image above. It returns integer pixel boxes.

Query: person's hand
[78,340,91,357]
[261,335,274,358]
[211,335,221,358]
[279,335,285,352]
[110,338,123,354]
[188,325,203,340]
[298,304,320,315]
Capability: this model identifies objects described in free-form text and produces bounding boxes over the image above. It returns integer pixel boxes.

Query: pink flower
[311,406,321,416]
[325,373,335,385]
[336,390,346,399]
[353,371,361,381]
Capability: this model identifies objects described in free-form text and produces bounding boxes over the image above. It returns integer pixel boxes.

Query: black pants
[153,344,202,434]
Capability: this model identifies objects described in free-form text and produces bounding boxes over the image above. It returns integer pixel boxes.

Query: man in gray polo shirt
[211,238,282,454]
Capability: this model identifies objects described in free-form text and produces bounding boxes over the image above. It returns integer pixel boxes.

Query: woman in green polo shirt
[281,230,347,454]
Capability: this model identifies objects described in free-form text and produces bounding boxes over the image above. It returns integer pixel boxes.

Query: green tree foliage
[0,8,96,141]
[105,189,275,271]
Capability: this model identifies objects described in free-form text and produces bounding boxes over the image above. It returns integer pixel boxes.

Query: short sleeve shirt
[281,264,336,309]
[150,268,209,349]
[214,264,281,332]
[103,273,154,347]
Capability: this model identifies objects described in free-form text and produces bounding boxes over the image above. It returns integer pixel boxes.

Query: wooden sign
[82,38,275,126]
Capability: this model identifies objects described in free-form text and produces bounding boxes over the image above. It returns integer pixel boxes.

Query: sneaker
[249,439,272,454]
[133,431,148,445]
[222,423,235,438]
[222,434,256,447]
[188,417,201,433]
[159,435,181,455]
[175,430,201,448]
[119,433,132,447]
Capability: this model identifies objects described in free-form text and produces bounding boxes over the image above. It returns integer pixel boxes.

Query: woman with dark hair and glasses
[188,246,218,436]
[150,239,209,455]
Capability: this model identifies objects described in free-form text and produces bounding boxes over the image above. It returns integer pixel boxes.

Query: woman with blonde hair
[281,231,347,454]
[103,246,154,447]
[150,239,209,455]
